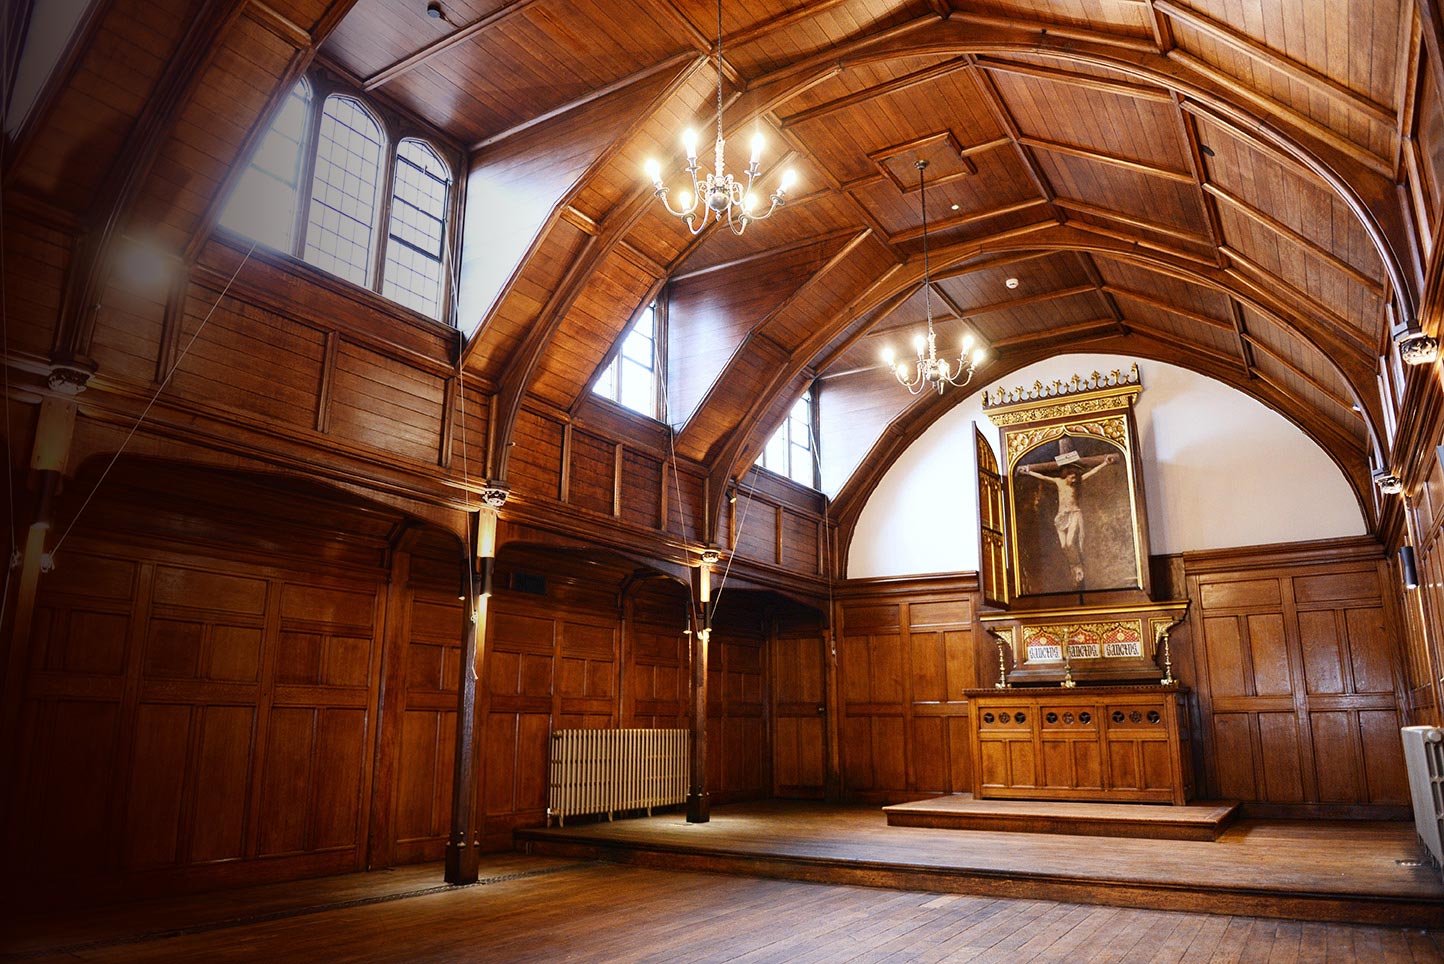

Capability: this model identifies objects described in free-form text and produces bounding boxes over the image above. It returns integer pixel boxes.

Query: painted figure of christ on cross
[1014,436,1131,594]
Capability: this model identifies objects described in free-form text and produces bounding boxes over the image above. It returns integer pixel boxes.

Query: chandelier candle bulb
[641,0,794,235]
[887,159,988,395]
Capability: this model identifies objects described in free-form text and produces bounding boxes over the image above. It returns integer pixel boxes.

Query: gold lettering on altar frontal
[1022,619,1143,664]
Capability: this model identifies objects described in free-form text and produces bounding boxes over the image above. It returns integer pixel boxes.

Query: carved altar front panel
[965,686,1194,804]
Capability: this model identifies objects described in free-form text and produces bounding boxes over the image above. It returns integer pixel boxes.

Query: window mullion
[371,135,399,292]
[291,79,326,258]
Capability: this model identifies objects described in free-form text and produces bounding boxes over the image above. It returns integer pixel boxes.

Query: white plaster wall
[846,354,1366,579]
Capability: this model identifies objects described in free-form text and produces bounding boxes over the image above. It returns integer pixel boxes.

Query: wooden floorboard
[516,801,1444,927]
[7,857,1433,964]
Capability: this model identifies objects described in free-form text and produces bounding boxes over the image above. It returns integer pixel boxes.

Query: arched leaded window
[303,95,385,287]
[382,139,452,319]
[219,77,458,323]
[219,78,313,251]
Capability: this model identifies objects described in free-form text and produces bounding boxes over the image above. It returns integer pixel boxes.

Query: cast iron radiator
[547,728,688,826]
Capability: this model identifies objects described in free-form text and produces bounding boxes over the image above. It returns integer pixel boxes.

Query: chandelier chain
[883,158,987,394]
[643,0,795,236]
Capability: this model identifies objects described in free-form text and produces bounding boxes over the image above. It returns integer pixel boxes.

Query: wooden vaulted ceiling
[10,0,1427,539]
[320,0,1416,526]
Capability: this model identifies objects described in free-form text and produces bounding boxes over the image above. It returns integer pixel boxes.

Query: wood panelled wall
[1,473,470,905]
[832,541,1410,816]
[1402,443,1444,727]
[833,575,990,803]
[476,555,799,848]
[1174,538,1409,816]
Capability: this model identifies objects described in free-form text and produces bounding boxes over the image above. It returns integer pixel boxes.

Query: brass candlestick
[994,635,1010,689]
[1158,629,1176,686]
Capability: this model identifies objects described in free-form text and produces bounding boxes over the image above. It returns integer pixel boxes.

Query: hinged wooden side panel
[976,427,1009,610]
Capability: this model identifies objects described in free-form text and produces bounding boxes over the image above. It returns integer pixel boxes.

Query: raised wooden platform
[515,801,1444,928]
[883,793,1239,840]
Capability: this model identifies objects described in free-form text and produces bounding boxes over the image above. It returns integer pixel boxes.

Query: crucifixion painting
[1012,435,1140,596]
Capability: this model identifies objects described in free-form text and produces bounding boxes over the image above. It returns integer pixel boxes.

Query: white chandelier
[643,0,795,235]
[883,160,987,394]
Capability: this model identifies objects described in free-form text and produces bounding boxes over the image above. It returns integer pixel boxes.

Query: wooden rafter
[777,56,973,129]
[1244,333,1362,418]
[1018,136,1195,183]
[1075,252,1127,337]
[1204,184,1386,295]
[972,55,1173,103]
[1154,0,1395,127]
[362,0,548,91]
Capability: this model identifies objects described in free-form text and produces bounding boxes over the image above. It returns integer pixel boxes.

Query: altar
[966,365,1196,806]
[965,685,1194,805]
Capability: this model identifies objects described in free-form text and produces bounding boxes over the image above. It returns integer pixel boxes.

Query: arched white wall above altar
[846,354,1366,579]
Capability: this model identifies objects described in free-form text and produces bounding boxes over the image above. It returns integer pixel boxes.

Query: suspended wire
[804,386,837,652]
[0,19,20,631]
[652,303,691,546]
[49,240,259,557]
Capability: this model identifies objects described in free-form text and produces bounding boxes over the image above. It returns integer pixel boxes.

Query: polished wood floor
[3,852,1441,963]
[518,801,1444,927]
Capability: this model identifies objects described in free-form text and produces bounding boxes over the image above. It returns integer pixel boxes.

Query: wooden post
[686,557,712,823]
[445,497,502,883]
[0,392,80,844]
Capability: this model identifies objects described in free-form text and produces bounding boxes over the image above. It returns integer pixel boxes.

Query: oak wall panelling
[834,574,987,804]
[476,548,801,848]
[1182,537,1411,817]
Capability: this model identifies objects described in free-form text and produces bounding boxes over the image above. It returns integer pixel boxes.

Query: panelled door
[771,628,828,798]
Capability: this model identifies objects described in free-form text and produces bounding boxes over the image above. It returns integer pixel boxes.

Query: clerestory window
[759,391,817,488]
[220,77,456,323]
[593,301,661,419]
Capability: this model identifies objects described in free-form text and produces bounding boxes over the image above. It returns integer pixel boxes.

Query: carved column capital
[479,483,509,508]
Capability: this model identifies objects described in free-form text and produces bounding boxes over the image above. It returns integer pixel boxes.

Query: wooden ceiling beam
[973,54,1174,103]
[650,0,714,54]
[1054,199,1212,248]
[1172,53,1393,177]
[1076,252,1128,336]
[725,0,862,49]
[889,196,1049,244]
[669,225,866,282]
[1220,246,1373,347]
[1154,0,1395,127]
[1204,183,1386,294]
[362,0,547,91]
[966,56,1059,220]
[1228,298,1256,378]
[1143,0,1174,53]
[1019,136,1196,183]
[989,318,1119,350]
[950,11,1157,54]
[778,55,973,128]
[472,51,701,150]
[1123,321,1239,369]
[1244,334,1360,417]
[1169,91,1228,268]
[1103,284,1232,330]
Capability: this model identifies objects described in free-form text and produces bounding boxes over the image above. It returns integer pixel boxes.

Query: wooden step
[882,794,1239,841]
